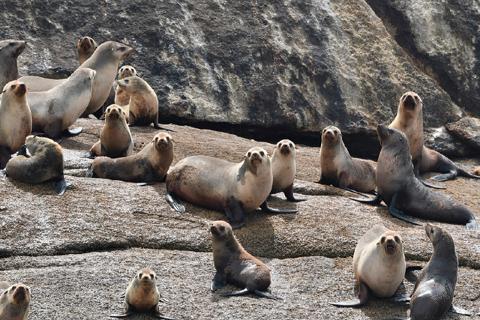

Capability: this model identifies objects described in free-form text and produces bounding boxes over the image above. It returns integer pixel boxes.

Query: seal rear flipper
[82,151,95,159]
[466,219,478,230]
[225,198,246,229]
[330,282,369,308]
[449,305,472,316]
[419,178,446,189]
[405,264,422,283]
[153,305,176,320]
[430,170,457,182]
[254,290,282,300]
[349,194,382,205]
[389,292,410,304]
[388,194,421,226]
[110,311,133,318]
[54,178,69,196]
[64,127,82,136]
[211,272,227,292]
[166,193,185,213]
[457,168,480,180]
[284,184,306,202]
[260,201,297,214]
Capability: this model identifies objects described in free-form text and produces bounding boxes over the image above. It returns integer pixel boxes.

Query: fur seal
[76,36,98,65]
[0,40,26,89]
[27,68,96,138]
[114,65,137,107]
[474,167,480,176]
[115,76,159,127]
[88,132,173,182]
[354,125,477,229]
[0,81,31,168]
[5,135,68,195]
[166,147,297,229]
[0,283,31,320]
[210,220,280,299]
[390,91,480,182]
[270,139,304,201]
[110,268,174,319]
[331,224,406,307]
[319,126,376,193]
[88,104,133,158]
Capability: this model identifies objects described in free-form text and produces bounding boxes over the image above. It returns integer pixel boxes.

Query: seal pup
[87,104,133,158]
[76,36,97,65]
[27,68,96,138]
[114,65,137,107]
[0,283,31,320]
[210,220,280,299]
[110,268,174,319]
[0,40,26,89]
[353,125,477,229]
[88,132,173,182]
[331,225,406,307]
[270,139,304,201]
[166,147,297,229]
[0,81,31,168]
[5,135,68,195]
[319,126,376,193]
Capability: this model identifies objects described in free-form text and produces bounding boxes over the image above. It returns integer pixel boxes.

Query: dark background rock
[446,117,480,153]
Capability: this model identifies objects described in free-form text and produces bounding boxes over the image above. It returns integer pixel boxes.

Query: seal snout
[11,284,30,304]
[403,94,416,109]
[14,82,26,96]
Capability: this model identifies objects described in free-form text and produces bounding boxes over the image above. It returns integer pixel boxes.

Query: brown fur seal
[0,81,31,168]
[115,76,159,127]
[88,132,173,182]
[331,225,406,307]
[319,126,376,193]
[474,167,480,176]
[110,268,174,319]
[87,105,133,158]
[354,125,477,229]
[27,68,96,138]
[270,139,304,201]
[114,65,137,107]
[5,135,68,195]
[166,147,297,229]
[390,91,480,182]
[210,220,280,299]
[0,40,26,89]
[76,36,97,65]
[0,283,31,320]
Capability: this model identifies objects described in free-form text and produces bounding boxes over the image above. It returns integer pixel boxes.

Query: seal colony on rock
[0,283,31,320]
[353,125,477,229]
[210,220,280,299]
[76,36,98,65]
[166,147,297,229]
[0,39,26,89]
[114,65,137,107]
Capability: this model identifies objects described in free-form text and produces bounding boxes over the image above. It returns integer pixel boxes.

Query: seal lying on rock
[0,39,26,89]
[0,283,31,320]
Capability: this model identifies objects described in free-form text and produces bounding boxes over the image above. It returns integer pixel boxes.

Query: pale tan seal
[0,40,26,89]
[210,220,280,299]
[5,135,68,195]
[76,36,98,65]
[166,147,297,229]
[270,139,304,201]
[87,104,133,158]
[474,167,480,176]
[88,132,173,182]
[0,283,31,320]
[27,68,96,138]
[319,126,376,193]
[114,65,137,107]
[331,224,406,307]
[110,268,174,319]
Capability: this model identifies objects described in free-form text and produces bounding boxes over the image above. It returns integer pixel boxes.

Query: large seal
[114,65,137,107]
[390,91,480,182]
[210,220,280,299]
[5,135,68,195]
[0,81,31,168]
[166,147,297,229]
[0,283,31,320]
[270,139,304,201]
[27,68,96,138]
[76,36,97,65]
[319,126,376,193]
[88,132,173,182]
[331,224,406,307]
[110,268,174,319]
[0,40,26,89]
[354,125,477,229]
[88,104,133,158]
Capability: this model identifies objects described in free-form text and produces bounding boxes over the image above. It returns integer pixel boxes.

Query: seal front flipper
[211,271,227,291]
[225,197,246,229]
[54,177,69,195]
[389,291,410,304]
[64,127,83,136]
[449,305,472,316]
[166,193,185,213]
[388,193,421,225]
[221,288,250,297]
[260,201,297,214]
[153,305,176,320]
[349,194,382,205]
[419,178,445,189]
[254,290,282,300]
[330,282,369,307]
[110,310,133,318]
[284,184,305,202]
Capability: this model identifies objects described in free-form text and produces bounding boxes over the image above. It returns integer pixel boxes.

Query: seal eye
[260,151,265,157]
[10,286,16,291]
[138,273,142,279]
[289,143,293,148]
[380,236,386,244]
[219,226,225,232]
[150,274,154,279]
[247,152,251,158]
[394,236,400,243]
[119,46,127,52]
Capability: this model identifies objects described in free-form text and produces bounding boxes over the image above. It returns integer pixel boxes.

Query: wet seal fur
[76,36,98,65]
[114,65,137,108]
[166,147,297,229]
[0,283,31,320]
[88,132,173,182]
[210,220,281,299]
[353,125,477,229]
[0,40,26,89]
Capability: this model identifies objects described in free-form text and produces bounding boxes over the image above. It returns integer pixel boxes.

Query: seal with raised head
[28,68,96,138]
[319,125,376,193]
[0,283,31,320]
[114,65,137,107]
[270,139,304,201]
[0,40,26,89]
[210,220,280,299]
[331,224,406,307]
[354,125,477,229]
[5,135,68,195]
[0,81,31,168]
[76,36,98,65]
[88,132,173,182]
[110,268,174,319]
[166,147,297,229]
[87,104,133,158]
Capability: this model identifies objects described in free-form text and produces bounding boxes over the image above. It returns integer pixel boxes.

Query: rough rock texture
[446,117,480,153]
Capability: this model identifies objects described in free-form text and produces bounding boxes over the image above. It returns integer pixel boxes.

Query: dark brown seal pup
[166,147,297,229]
[76,36,98,65]
[88,132,173,182]
[0,283,31,320]
[319,126,376,193]
[0,40,26,89]
[354,125,477,229]
[110,268,174,319]
[331,225,406,307]
[210,220,280,299]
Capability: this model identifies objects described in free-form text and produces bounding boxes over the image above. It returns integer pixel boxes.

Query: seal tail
[166,193,185,213]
